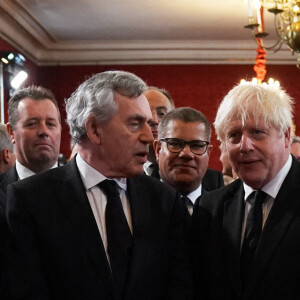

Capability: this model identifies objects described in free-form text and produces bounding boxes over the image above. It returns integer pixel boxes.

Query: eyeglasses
[159,138,210,155]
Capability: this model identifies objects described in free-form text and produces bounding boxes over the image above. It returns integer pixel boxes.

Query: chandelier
[244,0,300,67]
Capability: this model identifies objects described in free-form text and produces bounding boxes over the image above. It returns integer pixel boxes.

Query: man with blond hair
[192,82,300,300]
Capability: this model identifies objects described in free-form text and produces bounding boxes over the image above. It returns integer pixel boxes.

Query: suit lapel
[53,160,115,297]
[223,181,244,297]
[123,176,151,295]
[244,159,300,298]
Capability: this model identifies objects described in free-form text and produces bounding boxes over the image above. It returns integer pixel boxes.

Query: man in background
[192,82,300,300]
[0,189,7,299]
[143,86,175,177]
[154,107,224,216]
[5,71,192,300]
[291,135,300,161]
[219,142,238,185]
[0,85,61,193]
[0,124,15,174]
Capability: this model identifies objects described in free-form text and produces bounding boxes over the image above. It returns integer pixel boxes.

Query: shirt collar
[16,159,58,180]
[243,154,292,200]
[186,184,202,205]
[76,153,127,191]
[143,160,152,175]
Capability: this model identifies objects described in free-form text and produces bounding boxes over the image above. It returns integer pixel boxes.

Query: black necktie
[182,196,193,215]
[240,190,267,287]
[98,180,132,299]
[150,163,160,179]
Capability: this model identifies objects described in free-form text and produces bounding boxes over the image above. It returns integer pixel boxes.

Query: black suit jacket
[0,166,18,194]
[201,168,224,193]
[0,189,6,299]
[4,159,193,300]
[192,158,300,300]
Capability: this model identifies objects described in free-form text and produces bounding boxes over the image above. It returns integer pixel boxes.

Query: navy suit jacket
[192,157,300,300]
[0,166,18,194]
[0,189,5,299]
[4,159,193,300]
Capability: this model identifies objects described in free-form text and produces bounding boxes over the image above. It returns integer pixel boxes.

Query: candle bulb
[247,0,253,17]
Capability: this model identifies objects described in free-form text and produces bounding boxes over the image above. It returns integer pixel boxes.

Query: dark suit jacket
[0,166,18,194]
[4,159,193,300]
[192,157,300,300]
[201,168,224,193]
[0,189,6,299]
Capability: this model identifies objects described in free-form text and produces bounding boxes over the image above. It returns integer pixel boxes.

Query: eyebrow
[155,106,168,110]
[128,114,148,122]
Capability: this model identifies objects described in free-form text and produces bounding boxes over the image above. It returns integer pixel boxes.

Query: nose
[179,144,194,158]
[240,133,254,153]
[151,111,159,124]
[37,122,49,137]
[140,123,154,145]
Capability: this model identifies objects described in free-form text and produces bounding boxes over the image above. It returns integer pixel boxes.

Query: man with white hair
[0,124,15,174]
[192,82,300,300]
[5,71,192,300]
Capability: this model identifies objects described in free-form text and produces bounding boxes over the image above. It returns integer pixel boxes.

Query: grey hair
[65,71,147,143]
[8,85,61,129]
[292,136,300,144]
[0,123,14,152]
[158,107,211,141]
[214,82,294,142]
[146,86,175,109]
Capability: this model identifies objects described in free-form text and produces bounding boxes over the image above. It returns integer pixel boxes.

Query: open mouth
[136,152,148,163]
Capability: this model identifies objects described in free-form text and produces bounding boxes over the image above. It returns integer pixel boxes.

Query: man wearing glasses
[154,107,223,216]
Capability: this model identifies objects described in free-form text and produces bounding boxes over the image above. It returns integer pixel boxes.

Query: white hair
[214,82,294,142]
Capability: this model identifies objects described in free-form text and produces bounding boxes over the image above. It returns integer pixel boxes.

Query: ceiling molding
[0,0,298,66]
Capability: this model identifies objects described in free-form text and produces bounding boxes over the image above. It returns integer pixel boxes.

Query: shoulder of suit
[205,168,223,176]
[11,162,72,190]
[200,179,242,207]
[128,174,178,195]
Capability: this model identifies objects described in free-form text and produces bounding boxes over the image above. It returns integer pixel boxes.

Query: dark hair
[8,85,61,129]
[146,86,175,109]
[158,107,211,141]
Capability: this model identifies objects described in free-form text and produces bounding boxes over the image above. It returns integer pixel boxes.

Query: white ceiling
[0,0,296,65]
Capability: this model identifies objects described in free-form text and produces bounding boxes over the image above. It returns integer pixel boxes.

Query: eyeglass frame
[159,138,210,155]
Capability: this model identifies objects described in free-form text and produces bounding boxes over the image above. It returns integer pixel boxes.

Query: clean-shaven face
[225,115,290,189]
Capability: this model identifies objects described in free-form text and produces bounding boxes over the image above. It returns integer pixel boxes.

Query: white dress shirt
[185,184,202,215]
[76,153,132,261]
[143,160,153,176]
[16,159,58,180]
[241,154,292,244]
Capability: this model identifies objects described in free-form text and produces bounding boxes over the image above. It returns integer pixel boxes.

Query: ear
[206,144,213,157]
[85,114,102,145]
[284,127,291,148]
[153,140,161,162]
[6,123,15,144]
[2,148,10,164]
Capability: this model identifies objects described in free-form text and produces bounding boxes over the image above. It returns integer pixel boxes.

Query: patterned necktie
[98,180,132,299]
[240,190,267,287]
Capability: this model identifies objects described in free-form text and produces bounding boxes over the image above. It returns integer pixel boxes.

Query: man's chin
[36,154,57,165]
[126,165,145,178]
